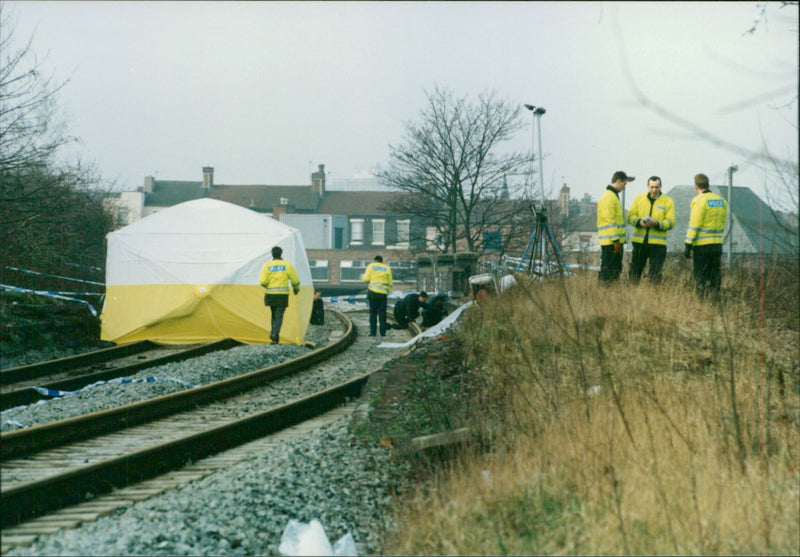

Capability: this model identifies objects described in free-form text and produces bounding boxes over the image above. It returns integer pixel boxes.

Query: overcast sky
[5,1,797,203]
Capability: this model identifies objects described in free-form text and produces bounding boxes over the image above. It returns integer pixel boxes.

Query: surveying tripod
[515,204,568,276]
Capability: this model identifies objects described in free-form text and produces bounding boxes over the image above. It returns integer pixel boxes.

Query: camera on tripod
[514,201,567,277]
[530,203,547,218]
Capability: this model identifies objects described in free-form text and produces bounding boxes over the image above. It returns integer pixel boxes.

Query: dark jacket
[421,294,448,327]
[310,298,325,325]
[394,293,427,326]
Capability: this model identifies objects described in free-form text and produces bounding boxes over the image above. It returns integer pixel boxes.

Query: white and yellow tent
[100,198,312,345]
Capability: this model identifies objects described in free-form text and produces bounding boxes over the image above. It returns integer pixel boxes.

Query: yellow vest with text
[259,258,301,295]
[597,188,625,246]
[685,191,727,246]
[626,192,675,246]
[362,261,393,295]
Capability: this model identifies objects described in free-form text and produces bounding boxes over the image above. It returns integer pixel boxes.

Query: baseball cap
[612,171,635,182]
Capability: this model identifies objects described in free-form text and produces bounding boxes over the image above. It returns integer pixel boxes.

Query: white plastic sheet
[378,301,472,349]
[279,519,357,556]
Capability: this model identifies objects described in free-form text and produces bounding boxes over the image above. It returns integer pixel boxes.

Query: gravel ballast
[2,325,330,432]
[6,418,408,556]
[2,311,423,555]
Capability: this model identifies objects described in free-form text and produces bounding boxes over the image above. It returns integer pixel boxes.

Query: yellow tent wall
[100,199,312,345]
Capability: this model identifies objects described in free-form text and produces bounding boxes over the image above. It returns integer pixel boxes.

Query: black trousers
[367,292,388,336]
[629,242,667,284]
[269,305,286,342]
[599,244,623,284]
[693,244,723,298]
[393,305,412,329]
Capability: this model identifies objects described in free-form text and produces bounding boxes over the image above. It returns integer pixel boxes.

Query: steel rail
[1,341,155,385]
[1,373,368,528]
[0,311,355,461]
[0,339,241,411]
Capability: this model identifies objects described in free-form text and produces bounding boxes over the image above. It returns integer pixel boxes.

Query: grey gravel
[2,314,416,555]
[6,418,409,556]
[2,324,331,432]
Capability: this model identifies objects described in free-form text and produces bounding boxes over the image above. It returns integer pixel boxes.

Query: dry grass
[384,265,799,555]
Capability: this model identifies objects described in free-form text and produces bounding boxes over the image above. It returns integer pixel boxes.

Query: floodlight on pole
[524,104,546,205]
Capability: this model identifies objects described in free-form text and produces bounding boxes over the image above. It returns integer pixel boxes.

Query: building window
[340,259,370,282]
[396,219,410,245]
[372,219,385,245]
[308,259,329,282]
[389,260,418,283]
[350,219,364,245]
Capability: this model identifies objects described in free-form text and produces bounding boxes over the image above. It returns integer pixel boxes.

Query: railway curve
[1,309,420,538]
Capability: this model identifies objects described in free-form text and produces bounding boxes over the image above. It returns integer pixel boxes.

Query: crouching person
[421,294,448,327]
[392,291,429,329]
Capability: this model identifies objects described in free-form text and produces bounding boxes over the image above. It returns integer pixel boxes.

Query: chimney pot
[202,166,214,189]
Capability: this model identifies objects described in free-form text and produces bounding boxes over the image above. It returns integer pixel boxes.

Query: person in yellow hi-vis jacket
[597,170,634,284]
[259,246,301,344]
[685,173,727,298]
[362,255,393,337]
[626,176,675,284]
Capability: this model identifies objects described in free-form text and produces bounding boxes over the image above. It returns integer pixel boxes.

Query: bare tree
[0,6,115,286]
[0,5,73,176]
[378,86,532,255]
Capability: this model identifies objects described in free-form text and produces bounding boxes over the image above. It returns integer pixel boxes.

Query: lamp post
[727,164,738,263]
[524,104,546,205]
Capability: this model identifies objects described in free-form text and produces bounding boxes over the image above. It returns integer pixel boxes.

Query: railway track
[1,310,418,545]
[1,339,241,410]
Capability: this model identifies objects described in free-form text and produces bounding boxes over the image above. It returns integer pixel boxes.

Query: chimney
[202,166,214,189]
[311,163,326,196]
[144,176,155,193]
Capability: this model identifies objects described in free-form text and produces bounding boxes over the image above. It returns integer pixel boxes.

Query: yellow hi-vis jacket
[362,261,393,295]
[626,192,675,246]
[597,187,625,246]
[259,258,301,295]
[685,190,727,246]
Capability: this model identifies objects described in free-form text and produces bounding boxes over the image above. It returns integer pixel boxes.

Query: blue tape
[324,295,365,304]
[2,376,196,429]
[32,386,76,397]
[59,260,103,272]
[4,266,105,287]
[1,284,100,316]
[25,377,195,401]
[46,291,104,296]
[1,376,198,431]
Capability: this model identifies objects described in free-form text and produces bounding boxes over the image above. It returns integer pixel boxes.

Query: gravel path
[2,311,417,555]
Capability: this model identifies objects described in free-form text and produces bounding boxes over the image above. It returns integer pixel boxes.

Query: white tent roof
[106,198,312,287]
